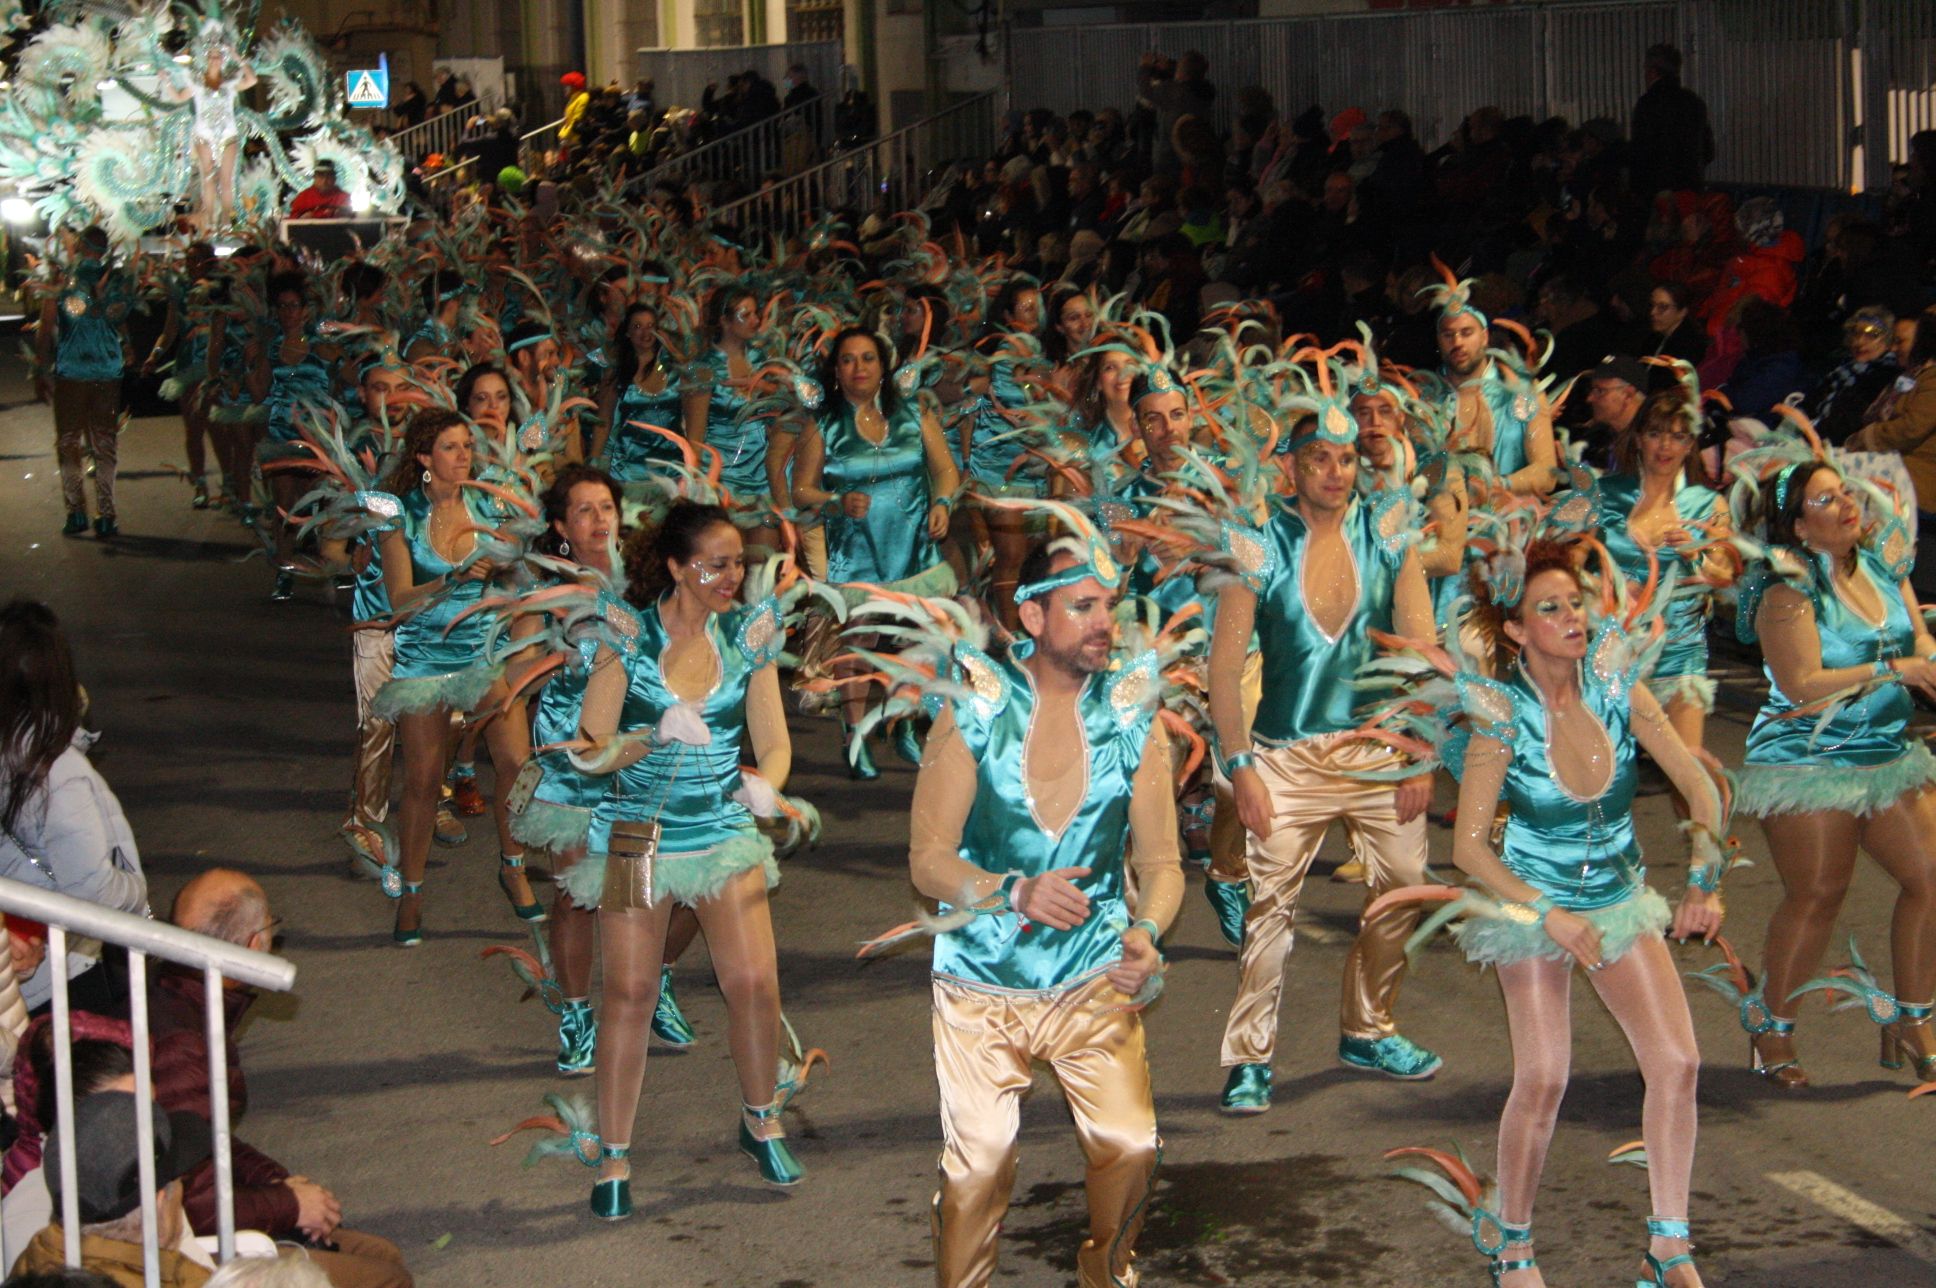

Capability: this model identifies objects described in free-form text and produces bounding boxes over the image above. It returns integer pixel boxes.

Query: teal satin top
[935,651,1159,993]
[967,357,1040,495]
[590,594,787,855]
[264,327,336,444]
[53,261,128,383]
[388,489,498,678]
[607,365,685,482]
[1596,472,1723,678]
[1742,547,1918,770]
[1240,495,1409,746]
[819,399,940,585]
[1444,366,1534,480]
[693,345,768,498]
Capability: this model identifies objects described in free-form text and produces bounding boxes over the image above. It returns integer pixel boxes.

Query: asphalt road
[3,389,1931,1288]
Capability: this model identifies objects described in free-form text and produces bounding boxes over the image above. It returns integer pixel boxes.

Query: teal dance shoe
[1338,1033,1444,1080]
[557,999,596,1077]
[1203,876,1249,949]
[739,1103,804,1186]
[651,966,695,1047]
[1219,1062,1272,1115]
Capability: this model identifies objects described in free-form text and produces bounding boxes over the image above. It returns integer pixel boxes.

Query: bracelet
[1130,917,1161,944]
[1223,750,1255,775]
[1687,862,1724,893]
[932,495,953,514]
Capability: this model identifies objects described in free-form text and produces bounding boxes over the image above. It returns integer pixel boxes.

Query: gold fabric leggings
[1220,736,1428,1065]
[347,630,395,830]
[930,974,1159,1288]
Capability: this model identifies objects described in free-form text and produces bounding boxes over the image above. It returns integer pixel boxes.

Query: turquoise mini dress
[966,357,1044,498]
[606,365,685,483]
[371,488,501,717]
[818,399,953,598]
[1736,546,1936,817]
[509,592,616,853]
[690,346,770,501]
[1596,472,1725,707]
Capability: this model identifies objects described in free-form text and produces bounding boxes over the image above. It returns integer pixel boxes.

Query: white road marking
[1767,1169,1936,1264]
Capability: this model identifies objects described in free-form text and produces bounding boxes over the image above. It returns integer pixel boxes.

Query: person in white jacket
[0,600,148,1014]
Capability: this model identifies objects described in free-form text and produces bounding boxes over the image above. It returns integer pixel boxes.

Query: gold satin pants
[347,628,395,829]
[1220,735,1428,1065]
[930,974,1159,1288]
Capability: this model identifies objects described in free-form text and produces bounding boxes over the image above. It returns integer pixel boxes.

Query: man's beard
[1038,634,1112,677]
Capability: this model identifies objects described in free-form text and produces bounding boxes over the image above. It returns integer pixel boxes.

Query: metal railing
[631,94,833,197]
[707,90,998,238]
[387,107,475,164]
[0,877,297,1287]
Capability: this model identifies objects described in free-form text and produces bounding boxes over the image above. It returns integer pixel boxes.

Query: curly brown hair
[619,501,735,607]
[1611,389,1714,487]
[380,407,471,495]
[1465,537,1584,672]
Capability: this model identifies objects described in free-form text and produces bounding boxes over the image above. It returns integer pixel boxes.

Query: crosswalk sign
[346,57,389,108]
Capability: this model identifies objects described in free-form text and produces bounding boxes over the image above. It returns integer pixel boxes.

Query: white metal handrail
[632,94,832,196]
[0,876,296,1287]
[707,90,997,238]
[388,106,472,163]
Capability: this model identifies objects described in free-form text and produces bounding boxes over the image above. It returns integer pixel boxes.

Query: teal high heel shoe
[556,999,596,1076]
[891,718,923,766]
[1477,1216,1535,1287]
[590,1144,631,1220]
[392,882,423,948]
[842,717,879,781]
[1637,1216,1696,1286]
[1218,1062,1272,1115]
[650,965,695,1048]
[1203,875,1249,949]
[497,853,547,922]
[739,1101,803,1186]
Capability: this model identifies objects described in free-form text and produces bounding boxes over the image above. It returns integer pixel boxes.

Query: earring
[421,468,431,484]
[560,538,571,557]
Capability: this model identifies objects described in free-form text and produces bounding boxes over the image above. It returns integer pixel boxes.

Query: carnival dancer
[1428,263,1557,498]
[146,241,220,510]
[593,302,685,484]
[253,270,341,601]
[565,502,810,1214]
[791,327,959,778]
[1212,391,1445,1109]
[858,524,1182,1288]
[1723,429,1936,1090]
[1594,384,1735,780]
[1384,528,1727,1288]
[36,227,132,539]
[683,282,783,525]
[961,279,1049,627]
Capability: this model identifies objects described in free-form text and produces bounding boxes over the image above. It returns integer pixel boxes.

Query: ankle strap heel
[1881,1000,1936,1077]
[1639,1217,1694,1286]
[590,1144,632,1221]
[1471,1212,1534,1285]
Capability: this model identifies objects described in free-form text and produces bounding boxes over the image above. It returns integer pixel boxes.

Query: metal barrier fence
[708,91,999,239]
[632,94,833,197]
[0,876,297,1287]
[1005,0,1936,192]
[387,107,475,165]
[636,39,842,115]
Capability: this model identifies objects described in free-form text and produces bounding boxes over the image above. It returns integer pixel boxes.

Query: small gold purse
[603,817,662,909]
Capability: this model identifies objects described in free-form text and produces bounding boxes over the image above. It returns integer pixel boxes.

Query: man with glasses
[149,869,414,1288]
[1579,354,1650,471]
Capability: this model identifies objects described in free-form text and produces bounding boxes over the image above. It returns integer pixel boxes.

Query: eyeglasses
[255,916,284,945]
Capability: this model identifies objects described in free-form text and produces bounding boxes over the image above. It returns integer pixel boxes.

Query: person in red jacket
[288,162,352,220]
[1698,196,1805,338]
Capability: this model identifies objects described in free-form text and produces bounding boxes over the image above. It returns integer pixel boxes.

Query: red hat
[1328,107,1367,151]
[561,71,586,91]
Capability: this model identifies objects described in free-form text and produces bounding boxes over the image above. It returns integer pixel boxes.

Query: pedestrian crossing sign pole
[346,53,389,109]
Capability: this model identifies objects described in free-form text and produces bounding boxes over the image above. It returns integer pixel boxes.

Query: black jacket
[1630,76,1713,196]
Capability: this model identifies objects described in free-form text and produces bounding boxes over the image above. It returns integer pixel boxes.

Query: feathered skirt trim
[371,664,499,719]
[1454,886,1671,968]
[1646,672,1717,714]
[558,830,778,910]
[1736,742,1936,819]
[836,560,958,610]
[510,798,594,851]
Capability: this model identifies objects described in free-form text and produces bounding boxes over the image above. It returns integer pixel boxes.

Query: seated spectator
[1637,279,1708,368]
[1648,190,1736,311]
[1809,307,1901,444]
[1849,312,1936,596]
[1535,273,1623,391]
[154,871,411,1288]
[0,601,146,1018]
[11,1090,213,1286]
[1719,297,1805,423]
[1699,197,1805,337]
[287,164,350,220]
[206,1254,334,1287]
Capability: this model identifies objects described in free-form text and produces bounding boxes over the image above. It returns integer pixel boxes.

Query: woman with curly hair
[1444,539,1724,1287]
[594,302,685,483]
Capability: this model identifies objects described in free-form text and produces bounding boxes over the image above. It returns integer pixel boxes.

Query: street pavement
[3,388,1931,1288]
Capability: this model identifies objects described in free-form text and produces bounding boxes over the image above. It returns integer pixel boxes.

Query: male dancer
[1214,404,1442,1112]
[907,535,1182,1288]
[1434,280,1557,497]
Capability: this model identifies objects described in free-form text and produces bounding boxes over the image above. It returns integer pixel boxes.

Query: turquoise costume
[1444,366,1535,480]
[575,593,790,906]
[690,346,770,501]
[1735,546,1936,817]
[1450,624,1672,965]
[933,648,1161,993]
[606,363,684,483]
[966,358,1042,497]
[818,398,951,594]
[1596,472,1725,705]
[262,326,335,446]
[53,261,129,383]
[511,598,609,853]
[370,488,501,717]
[1239,493,1413,747]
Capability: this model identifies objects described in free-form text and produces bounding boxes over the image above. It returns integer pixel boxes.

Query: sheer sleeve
[1757,584,1886,703]
[908,706,1006,907]
[1125,728,1183,935]
[1449,733,1546,905]
[743,664,790,792]
[1627,684,1720,843]
[1208,584,1258,755]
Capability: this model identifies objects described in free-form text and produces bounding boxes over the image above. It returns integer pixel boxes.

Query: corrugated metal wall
[637,40,842,116]
[1006,0,1931,192]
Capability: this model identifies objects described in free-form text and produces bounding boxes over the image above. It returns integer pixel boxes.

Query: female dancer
[371,408,540,944]
[683,284,782,530]
[1043,285,1098,393]
[1063,343,1139,465]
[514,466,698,1074]
[1595,389,1734,773]
[252,271,338,601]
[458,364,514,434]
[593,303,684,484]
[1423,539,1725,1287]
[571,502,802,1215]
[790,328,958,777]
[1732,459,1936,1088]
[962,279,1045,626]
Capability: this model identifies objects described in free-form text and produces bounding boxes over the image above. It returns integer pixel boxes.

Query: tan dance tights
[551,863,699,998]
[595,866,782,1178]
[1493,935,1700,1283]
[1759,790,1936,1053]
